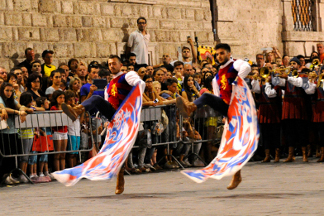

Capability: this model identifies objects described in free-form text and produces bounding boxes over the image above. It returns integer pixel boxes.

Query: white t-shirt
[170,60,192,66]
[127,30,150,65]
[68,118,81,136]
[45,86,62,95]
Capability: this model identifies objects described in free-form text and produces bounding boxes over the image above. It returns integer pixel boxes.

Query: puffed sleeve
[304,82,316,95]
[125,71,146,92]
[251,79,261,94]
[264,83,277,98]
[233,59,251,79]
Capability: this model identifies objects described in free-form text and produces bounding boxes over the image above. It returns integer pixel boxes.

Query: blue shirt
[80,83,104,98]
[80,83,104,115]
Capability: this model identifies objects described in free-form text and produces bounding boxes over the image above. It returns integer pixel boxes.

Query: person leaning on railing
[159,78,181,168]
[0,82,33,184]
[18,92,46,183]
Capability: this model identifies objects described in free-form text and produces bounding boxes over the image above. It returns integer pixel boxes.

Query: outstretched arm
[234,60,251,79]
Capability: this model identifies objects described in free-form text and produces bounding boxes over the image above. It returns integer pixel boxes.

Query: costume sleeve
[127,32,134,48]
[304,82,316,95]
[212,77,220,97]
[272,77,286,86]
[264,83,277,98]
[233,59,251,79]
[104,84,109,101]
[287,77,303,87]
[251,79,261,94]
[125,71,146,92]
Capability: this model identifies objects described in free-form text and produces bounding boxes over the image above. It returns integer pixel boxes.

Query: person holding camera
[171,37,198,66]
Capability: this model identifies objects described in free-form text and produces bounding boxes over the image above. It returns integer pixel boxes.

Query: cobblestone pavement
[1,157,324,216]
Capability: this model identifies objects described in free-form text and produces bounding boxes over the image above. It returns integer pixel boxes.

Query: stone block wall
[0,0,214,69]
[215,0,283,61]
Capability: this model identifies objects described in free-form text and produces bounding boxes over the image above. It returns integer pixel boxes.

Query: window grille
[291,0,313,31]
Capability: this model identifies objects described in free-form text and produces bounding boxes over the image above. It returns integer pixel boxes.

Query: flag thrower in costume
[181,77,259,183]
[52,84,143,186]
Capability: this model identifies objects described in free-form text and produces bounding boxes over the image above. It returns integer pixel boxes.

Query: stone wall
[215,0,283,61]
[0,0,214,69]
[282,0,324,57]
[215,0,324,61]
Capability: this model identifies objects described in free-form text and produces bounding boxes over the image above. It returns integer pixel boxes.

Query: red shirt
[50,106,68,133]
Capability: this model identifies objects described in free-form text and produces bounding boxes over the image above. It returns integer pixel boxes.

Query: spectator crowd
[1,16,324,186]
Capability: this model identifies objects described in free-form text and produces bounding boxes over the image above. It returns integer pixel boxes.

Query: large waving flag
[52,84,144,186]
[181,77,259,183]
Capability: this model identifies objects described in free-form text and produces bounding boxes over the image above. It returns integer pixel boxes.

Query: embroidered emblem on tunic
[111,84,117,96]
[221,75,227,90]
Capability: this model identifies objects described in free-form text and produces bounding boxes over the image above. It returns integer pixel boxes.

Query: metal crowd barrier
[0,104,223,184]
[96,104,223,170]
[0,110,95,184]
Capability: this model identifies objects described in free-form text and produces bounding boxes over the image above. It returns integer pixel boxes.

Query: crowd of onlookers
[2,42,324,185]
[2,16,324,186]
[0,38,222,185]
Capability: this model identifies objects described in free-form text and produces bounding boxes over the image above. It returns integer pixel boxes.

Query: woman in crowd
[69,77,82,104]
[45,70,62,100]
[282,55,290,68]
[200,71,213,88]
[7,73,21,102]
[27,73,45,101]
[182,74,201,102]
[68,58,79,77]
[50,90,68,171]
[138,75,164,172]
[0,83,28,184]
[177,74,201,166]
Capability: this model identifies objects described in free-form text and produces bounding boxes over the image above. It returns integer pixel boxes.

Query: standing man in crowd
[80,64,102,104]
[18,48,35,74]
[128,53,142,71]
[41,50,56,78]
[317,43,324,63]
[171,38,197,66]
[127,17,150,66]
[11,67,25,93]
[154,53,174,72]
[256,53,265,69]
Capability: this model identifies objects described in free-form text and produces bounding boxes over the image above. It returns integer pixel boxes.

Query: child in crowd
[65,90,81,168]
[50,90,68,171]
[193,73,202,87]
[18,92,45,183]
[80,112,91,163]
[36,97,52,182]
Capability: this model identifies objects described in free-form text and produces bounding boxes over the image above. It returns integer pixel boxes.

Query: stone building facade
[0,0,213,69]
[1,0,324,69]
[213,0,324,60]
